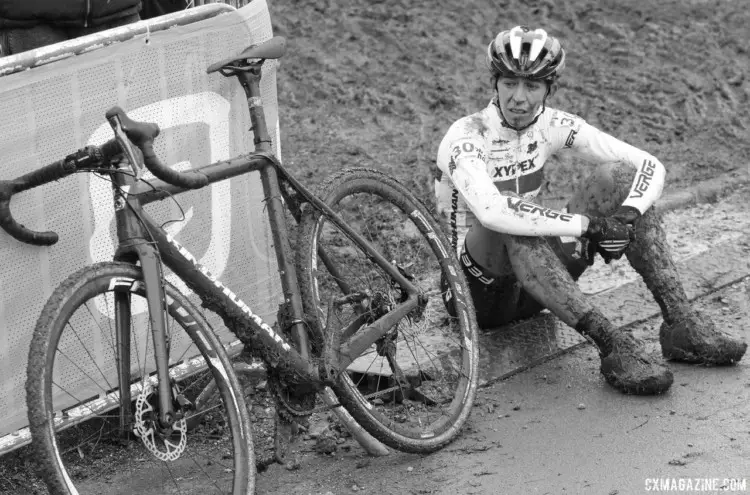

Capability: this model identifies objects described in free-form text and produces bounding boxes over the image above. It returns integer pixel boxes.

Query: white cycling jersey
[435,98,665,251]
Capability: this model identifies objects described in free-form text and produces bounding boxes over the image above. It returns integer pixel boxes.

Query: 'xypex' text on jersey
[434,99,665,251]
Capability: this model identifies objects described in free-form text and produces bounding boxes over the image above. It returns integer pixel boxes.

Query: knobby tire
[296,168,479,453]
[25,262,254,495]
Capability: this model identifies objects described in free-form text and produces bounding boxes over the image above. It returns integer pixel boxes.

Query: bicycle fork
[109,157,177,432]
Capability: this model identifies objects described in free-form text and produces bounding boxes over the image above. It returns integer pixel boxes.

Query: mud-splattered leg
[566,161,689,322]
[500,229,673,395]
[567,161,746,364]
[502,234,592,329]
[464,178,673,394]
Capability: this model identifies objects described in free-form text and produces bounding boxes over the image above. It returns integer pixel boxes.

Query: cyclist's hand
[585,239,620,265]
[582,214,634,265]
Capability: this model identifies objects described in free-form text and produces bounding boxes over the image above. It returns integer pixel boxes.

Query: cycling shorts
[442,236,586,329]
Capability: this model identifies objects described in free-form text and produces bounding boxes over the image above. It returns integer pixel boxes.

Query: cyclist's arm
[566,122,666,214]
[439,137,587,237]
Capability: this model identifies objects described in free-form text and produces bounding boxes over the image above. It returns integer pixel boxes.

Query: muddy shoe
[576,310,673,394]
[660,311,747,364]
[600,336,674,395]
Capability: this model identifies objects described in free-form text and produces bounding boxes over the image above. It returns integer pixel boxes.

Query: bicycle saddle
[207,36,287,73]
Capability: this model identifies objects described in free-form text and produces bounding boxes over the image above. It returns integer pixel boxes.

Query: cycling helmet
[486,26,566,82]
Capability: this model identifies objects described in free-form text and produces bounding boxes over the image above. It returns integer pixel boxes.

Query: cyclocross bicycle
[0,36,479,494]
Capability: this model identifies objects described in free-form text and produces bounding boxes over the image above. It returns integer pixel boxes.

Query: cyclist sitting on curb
[436,25,747,395]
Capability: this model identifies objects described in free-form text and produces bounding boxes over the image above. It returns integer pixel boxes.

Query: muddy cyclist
[435,25,747,395]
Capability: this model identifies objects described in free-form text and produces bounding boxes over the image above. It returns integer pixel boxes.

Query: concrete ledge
[477,184,750,385]
[657,168,750,212]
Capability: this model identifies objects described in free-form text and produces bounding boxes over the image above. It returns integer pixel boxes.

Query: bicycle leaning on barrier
[0,36,480,494]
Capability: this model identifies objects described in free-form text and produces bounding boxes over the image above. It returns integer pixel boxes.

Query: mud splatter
[465,114,490,138]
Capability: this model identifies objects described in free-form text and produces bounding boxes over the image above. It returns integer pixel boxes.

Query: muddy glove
[611,205,642,229]
[582,212,635,265]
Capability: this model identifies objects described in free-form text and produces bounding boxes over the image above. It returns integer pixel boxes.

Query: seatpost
[234,66,313,366]
[235,68,273,152]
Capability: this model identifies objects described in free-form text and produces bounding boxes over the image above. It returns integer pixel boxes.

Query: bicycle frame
[109,65,422,426]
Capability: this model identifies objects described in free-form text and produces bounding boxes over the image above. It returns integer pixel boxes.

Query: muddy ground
[255,275,750,495]
[262,0,750,492]
[270,0,750,207]
[1,0,749,492]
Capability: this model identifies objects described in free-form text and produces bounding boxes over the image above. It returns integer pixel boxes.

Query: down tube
[144,214,321,387]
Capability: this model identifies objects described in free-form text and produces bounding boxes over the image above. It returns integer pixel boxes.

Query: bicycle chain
[268,372,408,421]
[267,372,318,419]
[266,294,410,420]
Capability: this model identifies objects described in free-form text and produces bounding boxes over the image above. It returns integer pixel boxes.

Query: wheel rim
[31,267,248,494]
[305,175,477,448]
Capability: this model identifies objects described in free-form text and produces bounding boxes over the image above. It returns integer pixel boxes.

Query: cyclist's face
[495,77,550,128]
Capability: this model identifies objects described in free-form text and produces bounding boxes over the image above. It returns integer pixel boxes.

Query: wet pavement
[345,187,750,409]
[467,188,750,387]
[255,188,750,495]
[256,273,750,494]
[478,230,750,386]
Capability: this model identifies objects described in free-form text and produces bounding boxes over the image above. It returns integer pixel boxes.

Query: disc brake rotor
[133,382,187,462]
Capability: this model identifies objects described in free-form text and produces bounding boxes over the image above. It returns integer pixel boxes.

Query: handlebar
[0,140,121,245]
[2,107,210,246]
[105,107,208,190]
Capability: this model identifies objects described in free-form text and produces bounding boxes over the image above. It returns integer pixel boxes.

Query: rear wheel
[25,262,254,494]
[296,168,479,453]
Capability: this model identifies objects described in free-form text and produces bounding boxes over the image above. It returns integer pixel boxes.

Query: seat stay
[206,36,286,73]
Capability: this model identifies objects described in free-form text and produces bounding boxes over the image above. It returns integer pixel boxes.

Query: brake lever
[107,114,143,180]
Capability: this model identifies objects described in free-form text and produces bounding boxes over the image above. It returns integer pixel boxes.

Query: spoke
[397,336,452,421]
[131,305,152,391]
[58,421,119,457]
[51,380,117,417]
[174,337,197,366]
[399,317,471,380]
[361,383,401,400]
[54,345,114,398]
[83,297,117,359]
[65,319,116,393]
[184,450,234,490]
[183,402,223,422]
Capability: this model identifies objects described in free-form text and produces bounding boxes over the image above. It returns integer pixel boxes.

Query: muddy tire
[296,168,479,453]
[25,262,254,494]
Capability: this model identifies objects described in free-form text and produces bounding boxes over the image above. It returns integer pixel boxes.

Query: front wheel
[25,262,254,494]
[296,168,479,453]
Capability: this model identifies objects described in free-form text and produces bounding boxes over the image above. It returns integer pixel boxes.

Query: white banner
[0,1,283,452]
